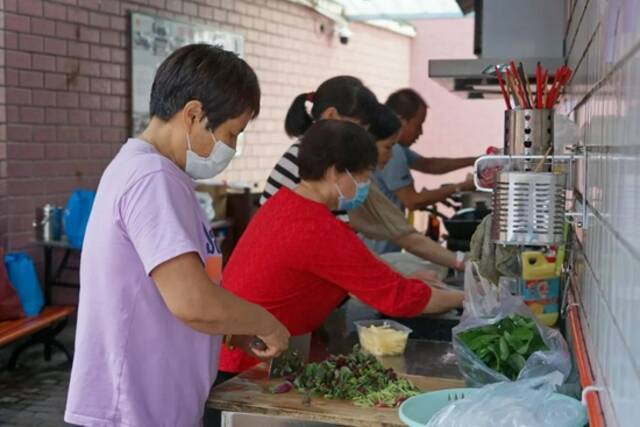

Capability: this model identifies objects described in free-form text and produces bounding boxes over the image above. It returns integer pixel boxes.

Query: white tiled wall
[563,1,640,425]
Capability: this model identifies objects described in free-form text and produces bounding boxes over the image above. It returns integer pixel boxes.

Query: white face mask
[185,130,236,180]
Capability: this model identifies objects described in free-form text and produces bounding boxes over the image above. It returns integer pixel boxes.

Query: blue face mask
[336,170,370,211]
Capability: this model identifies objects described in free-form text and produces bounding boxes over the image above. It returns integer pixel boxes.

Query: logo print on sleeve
[202,223,220,255]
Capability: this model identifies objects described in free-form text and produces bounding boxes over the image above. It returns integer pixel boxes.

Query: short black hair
[285,76,379,138]
[385,88,428,120]
[298,120,378,181]
[369,104,402,140]
[149,44,260,130]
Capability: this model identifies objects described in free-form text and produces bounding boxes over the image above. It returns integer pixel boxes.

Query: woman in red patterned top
[219,120,464,373]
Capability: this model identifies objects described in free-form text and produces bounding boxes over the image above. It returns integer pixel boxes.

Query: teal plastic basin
[399,388,476,427]
[399,388,587,427]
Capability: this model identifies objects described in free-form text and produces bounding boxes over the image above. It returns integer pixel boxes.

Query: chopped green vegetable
[457,314,548,380]
[291,346,419,407]
[353,378,419,407]
[270,350,305,378]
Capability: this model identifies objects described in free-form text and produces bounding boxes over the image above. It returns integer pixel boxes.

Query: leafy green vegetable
[457,314,548,380]
[353,378,418,407]
[291,346,419,407]
[270,350,305,378]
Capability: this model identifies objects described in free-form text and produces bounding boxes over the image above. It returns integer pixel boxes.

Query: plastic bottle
[520,250,560,326]
[426,213,441,242]
[522,251,556,279]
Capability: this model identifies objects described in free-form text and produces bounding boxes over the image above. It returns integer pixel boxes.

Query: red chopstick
[541,70,548,108]
[502,61,572,110]
[545,67,560,108]
[506,69,523,107]
[509,61,520,84]
[535,63,542,108]
[495,66,512,110]
[546,66,573,108]
[509,62,527,108]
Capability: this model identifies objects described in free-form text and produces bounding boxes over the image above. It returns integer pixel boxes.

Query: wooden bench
[0,305,75,370]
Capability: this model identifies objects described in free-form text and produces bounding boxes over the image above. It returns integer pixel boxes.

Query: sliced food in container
[355,319,412,356]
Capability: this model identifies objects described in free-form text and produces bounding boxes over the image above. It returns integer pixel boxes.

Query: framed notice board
[129,12,245,135]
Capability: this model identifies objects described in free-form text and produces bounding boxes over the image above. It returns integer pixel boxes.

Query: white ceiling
[337,0,464,21]
[285,0,466,37]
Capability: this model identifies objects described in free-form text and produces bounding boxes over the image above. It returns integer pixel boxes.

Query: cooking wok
[426,202,491,241]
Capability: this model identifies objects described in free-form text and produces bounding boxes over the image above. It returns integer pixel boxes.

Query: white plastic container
[355,319,412,356]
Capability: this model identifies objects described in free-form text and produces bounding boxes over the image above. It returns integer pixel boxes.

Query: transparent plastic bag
[426,373,587,427]
[452,262,571,386]
[478,162,503,188]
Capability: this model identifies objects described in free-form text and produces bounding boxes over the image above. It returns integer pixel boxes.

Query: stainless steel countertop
[321,301,463,380]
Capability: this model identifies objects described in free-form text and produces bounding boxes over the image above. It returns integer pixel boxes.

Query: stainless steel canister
[491,171,567,246]
[504,109,554,157]
[37,204,63,242]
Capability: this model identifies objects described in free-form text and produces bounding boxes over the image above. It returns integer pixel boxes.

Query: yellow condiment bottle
[522,251,556,280]
[520,251,560,326]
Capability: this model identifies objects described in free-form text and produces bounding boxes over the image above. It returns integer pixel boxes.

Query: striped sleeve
[260,142,350,223]
[260,143,301,205]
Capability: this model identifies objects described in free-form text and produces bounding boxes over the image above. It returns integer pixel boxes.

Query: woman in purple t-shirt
[65,45,289,427]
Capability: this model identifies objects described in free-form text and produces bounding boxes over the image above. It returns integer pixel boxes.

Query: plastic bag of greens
[426,373,587,427]
[452,262,571,386]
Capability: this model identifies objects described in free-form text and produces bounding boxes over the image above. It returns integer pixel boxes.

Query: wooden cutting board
[207,365,465,426]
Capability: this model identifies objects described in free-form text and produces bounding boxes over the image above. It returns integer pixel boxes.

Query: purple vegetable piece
[270,381,293,394]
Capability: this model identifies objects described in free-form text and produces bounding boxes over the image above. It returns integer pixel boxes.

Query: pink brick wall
[409,18,504,192]
[0,0,411,252]
[406,18,504,229]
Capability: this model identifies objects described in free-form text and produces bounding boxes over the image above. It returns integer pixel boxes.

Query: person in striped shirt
[260,76,377,222]
[261,76,465,272]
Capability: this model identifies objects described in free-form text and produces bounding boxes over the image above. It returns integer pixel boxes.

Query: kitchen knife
[268,333,311,378]
[249,333,311,378]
